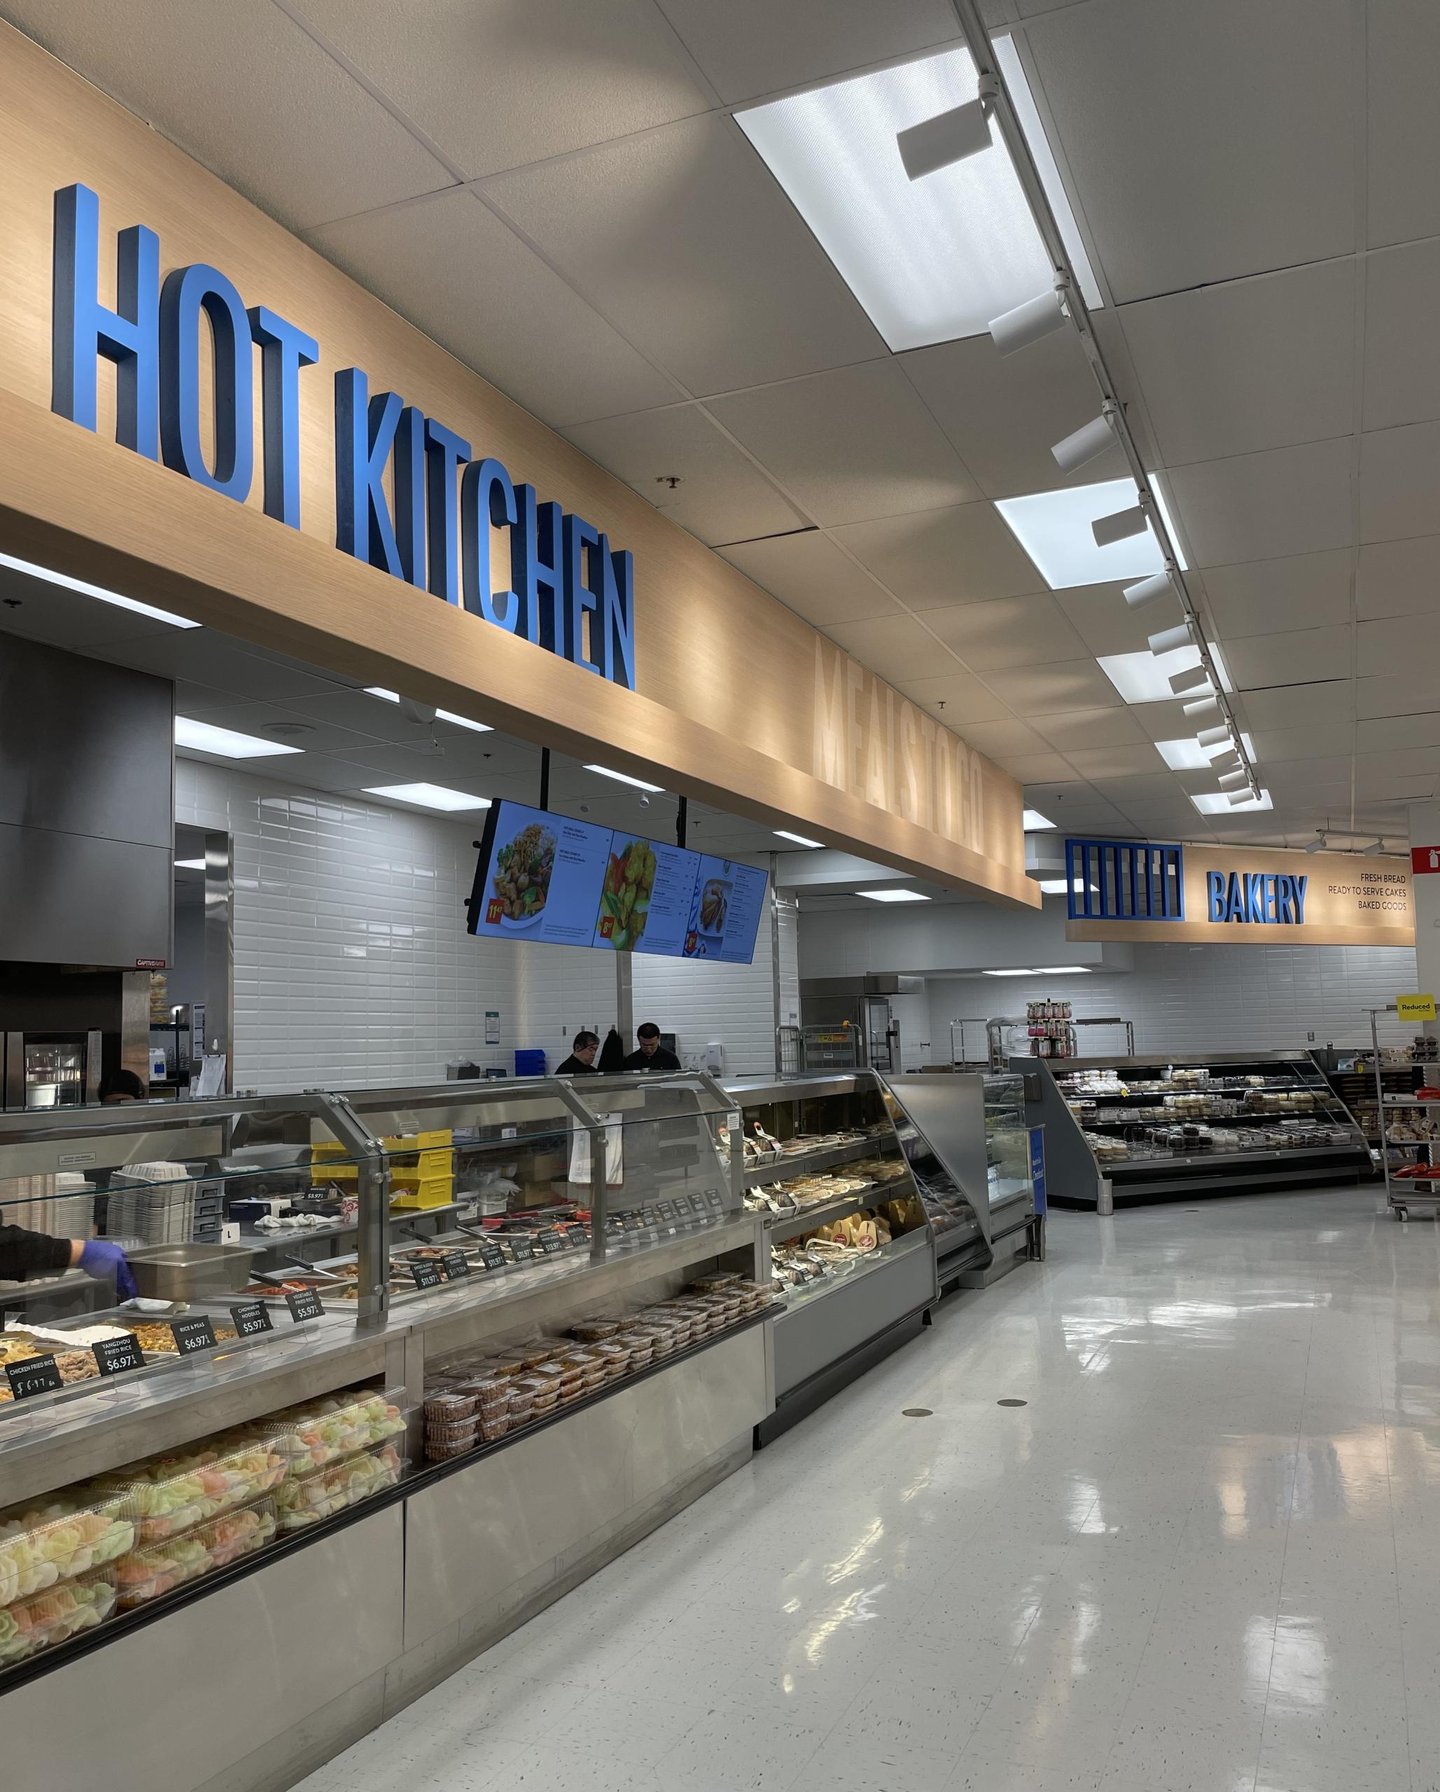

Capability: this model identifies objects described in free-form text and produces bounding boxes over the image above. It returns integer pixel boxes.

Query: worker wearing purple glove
[0,1226,138,1300]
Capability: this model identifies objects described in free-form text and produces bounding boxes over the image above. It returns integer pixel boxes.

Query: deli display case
[0,1075,770,1792]
[724,1070,939,1444]
[1020,1050,1371,1205]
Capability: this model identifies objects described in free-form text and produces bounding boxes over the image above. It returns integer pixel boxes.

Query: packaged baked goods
[424,1389,478,1426]
[0,1573,117,1666]
[82,1437,287,1546]
[262,1391,406,1476]
[569,1318,620,1342]
[274,1442,403,1532]
[0,1495,134,1605]
[114,1499,278,1607]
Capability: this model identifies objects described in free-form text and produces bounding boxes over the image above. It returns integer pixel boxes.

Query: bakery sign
[1064,838,1415,948]
[50,182,636,688]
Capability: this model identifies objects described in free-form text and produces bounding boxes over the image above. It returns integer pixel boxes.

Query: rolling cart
[1368,1005,1440,1222]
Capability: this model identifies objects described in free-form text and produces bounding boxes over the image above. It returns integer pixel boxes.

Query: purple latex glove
[78,1238,138,1302]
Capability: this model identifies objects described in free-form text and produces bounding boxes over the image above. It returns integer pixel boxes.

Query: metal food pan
[128,1242,256,1301]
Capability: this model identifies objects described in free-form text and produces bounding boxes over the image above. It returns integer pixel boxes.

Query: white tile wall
[175,762,791,1092]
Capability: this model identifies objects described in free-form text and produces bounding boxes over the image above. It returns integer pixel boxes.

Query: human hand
[78,1239,139,1301]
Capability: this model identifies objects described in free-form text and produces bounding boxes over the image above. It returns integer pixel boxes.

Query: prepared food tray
[253,1390,406,1476]
[275,1441,404,1531]
[0,1494,134,1603]
[81,1435,287,1545]
[114,1498,278,1608]
[0,1572,117,1665]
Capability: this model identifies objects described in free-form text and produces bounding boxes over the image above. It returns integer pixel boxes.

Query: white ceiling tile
[1200,550,1354,638]
[1251,725,1353,764]
[1261,757,1354,789]
[1,0,452,231]
[655,0,959,105]
[1356,747,1440,781]
[108,631,341,700]
[893,670,1011,724]
[481,113,883,392]
[288,0,711,178]
[1020,780,1097,810]
[1360,421,1440,543]
[1024,0,1358,302]
[1240,681,1355,729]
[922,594,1089,670]
[1223,626,1355,689]
[833,504,1044,607]
[1357,670,1440,719]
[564,404,803,545]
[1064,744,1172,780]
[823,614,955,684]
[948,718,1052,758]
[993,751,1078,783]
[899,328,1115,498]
[1356,713,1440,753]
[1128,698,1218,742]
[1119,260,1357,466]
[1367,0,1440,248]
[1363,240,1440,432]
[1356,537,1440,619]
[1035,708,1147,751]
[1357,616,1440,678]
[308,189,679,430]
[1164,437,1355,564]
[1083,773,1186,804]
[706,360,980,526]
[718,532,897,626]
[983,660,1125,714]
[1354,766,1439,800]
[1054,583,1155,656]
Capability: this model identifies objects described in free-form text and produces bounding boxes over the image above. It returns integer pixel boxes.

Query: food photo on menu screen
[466,801,612,948]
[593,836,702,955]
[683,857,768,964]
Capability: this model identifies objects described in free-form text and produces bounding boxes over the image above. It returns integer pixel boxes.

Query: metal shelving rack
[1367,1006,1440,1221]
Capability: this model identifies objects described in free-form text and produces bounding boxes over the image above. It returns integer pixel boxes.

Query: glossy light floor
[297,1189,1440,1792]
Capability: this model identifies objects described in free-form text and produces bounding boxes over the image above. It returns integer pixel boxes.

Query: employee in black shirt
[555,1031,601,1076]
[0,1225,137,1298]
[624,1023,681,1072]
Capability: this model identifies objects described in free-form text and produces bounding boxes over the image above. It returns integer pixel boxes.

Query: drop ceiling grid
[5,1,1440,842]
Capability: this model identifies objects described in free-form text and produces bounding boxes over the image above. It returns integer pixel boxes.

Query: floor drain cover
[997,1398,1028,1407]
[902,1407,933,1417]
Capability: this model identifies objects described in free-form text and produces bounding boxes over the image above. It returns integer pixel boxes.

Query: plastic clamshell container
[0,1495,135,1605]
[0,1570,118,1666]
[263,1390,407,1478]
[82,1436,287,1546]
[114,1497,279,1609]
[275,1441,405,1532]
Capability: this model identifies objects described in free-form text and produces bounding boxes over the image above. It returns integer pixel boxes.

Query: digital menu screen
[466,803,768,965]
[682,857,770,965]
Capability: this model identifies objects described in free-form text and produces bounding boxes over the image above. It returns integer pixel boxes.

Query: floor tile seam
[1375,1306,1416,1792]
[943,1578,1050,1777]
[1258,1300,1316,1732]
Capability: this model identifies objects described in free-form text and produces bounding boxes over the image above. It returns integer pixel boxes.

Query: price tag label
[170,1315,216,1356]
[706,1190,724,1210]
[657,1201,676,1222]
[92,1334,146,1377]
[623,1212,644,1233]
[538,1233,563,1256]
[441,1250,471,1279]
[477,1242,506,1271]
[5,1353,62,1400]
[229,1300,273,1338]
[688,1194,705,1215]
[409,1259,446,1290]
[510,1237,535,1263]
[285,1287,325,1324]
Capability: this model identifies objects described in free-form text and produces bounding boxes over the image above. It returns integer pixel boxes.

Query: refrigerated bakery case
[725,1071,938,1443]
[0,1075,770,1792]
[1022,1050,1370,1204]
[880,1072,989,1289]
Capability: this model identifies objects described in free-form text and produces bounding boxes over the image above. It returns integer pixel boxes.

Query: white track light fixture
[1304,831,1327,854]
[1147,620,1194,656]
[1195,724,1231,750]
[1368,837,1386,853]
[1226,787,1254,806]
[989,282,1069,357]
[1211,750,1244,773]
[1051,406,1119,475]
[897,74,999,179]
[1092,499,1147,548]
[1182,693,1221,719]
[1168,664,1212,697]
[1217,768,1248,788]
[1123,571,1174,610]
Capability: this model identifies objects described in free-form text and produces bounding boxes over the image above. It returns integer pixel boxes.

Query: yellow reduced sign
[1396,993,1437,1022]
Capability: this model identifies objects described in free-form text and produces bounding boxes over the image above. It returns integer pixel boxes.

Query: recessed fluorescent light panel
[1037,879,1098,896]
[735,41,1100,352]
[994,478,1187,592]
[585,765,663,793]
[857,889,931,903]
[1097,644,1232,705]
[363,783,491,812]
[982,965,1092,976]
[1189,788,1273,815]
[982,967,1036,976]
[364,687,492,733]
[1155,732,1255,771]
[0,550,199,628]
[174,716,302,759]
[775,830,824,848]
[173,858,206,871]
[1022,809,1055,830]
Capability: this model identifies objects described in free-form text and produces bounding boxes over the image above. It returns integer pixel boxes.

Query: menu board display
[683,857,769,964]
[467,803,766,964]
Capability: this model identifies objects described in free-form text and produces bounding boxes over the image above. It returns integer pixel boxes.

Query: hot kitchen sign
[50,183,635,688]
